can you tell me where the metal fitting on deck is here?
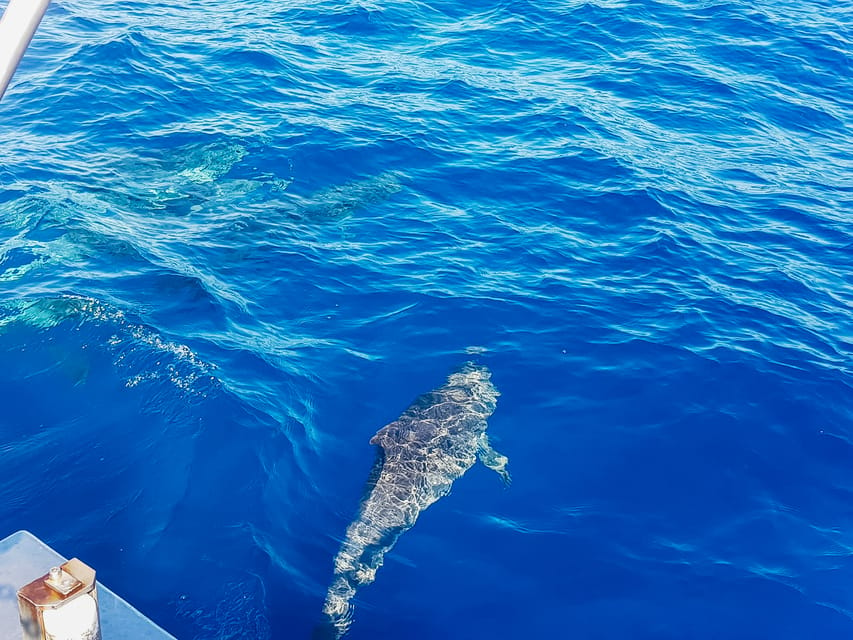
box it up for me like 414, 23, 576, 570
17, 558, 101, 640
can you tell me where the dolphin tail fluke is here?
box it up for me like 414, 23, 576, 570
319, 576, 356, 639
478, 433, 511, 486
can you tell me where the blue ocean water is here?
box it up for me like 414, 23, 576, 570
1, 0, 851, 637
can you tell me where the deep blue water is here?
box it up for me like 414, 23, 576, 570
1, 0, 851, 637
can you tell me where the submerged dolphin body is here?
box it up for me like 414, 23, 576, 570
317, 363, 510, 638
298, 171, 402, 220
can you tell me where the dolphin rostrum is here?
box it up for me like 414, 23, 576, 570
316, 363, 510, 638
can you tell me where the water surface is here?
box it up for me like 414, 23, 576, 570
1, 0, 851, 637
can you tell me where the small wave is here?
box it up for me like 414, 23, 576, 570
0, 295, 216, 397
174, 578, 271, 640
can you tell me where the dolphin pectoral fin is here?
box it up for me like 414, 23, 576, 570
478, 434, 511, 486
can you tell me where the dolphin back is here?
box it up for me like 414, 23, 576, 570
319, 363, 505, 637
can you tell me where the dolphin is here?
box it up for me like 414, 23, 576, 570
297, 171, 402, 220
316, 363, 510, 638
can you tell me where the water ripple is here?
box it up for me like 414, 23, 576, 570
0, 0, 851, 637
